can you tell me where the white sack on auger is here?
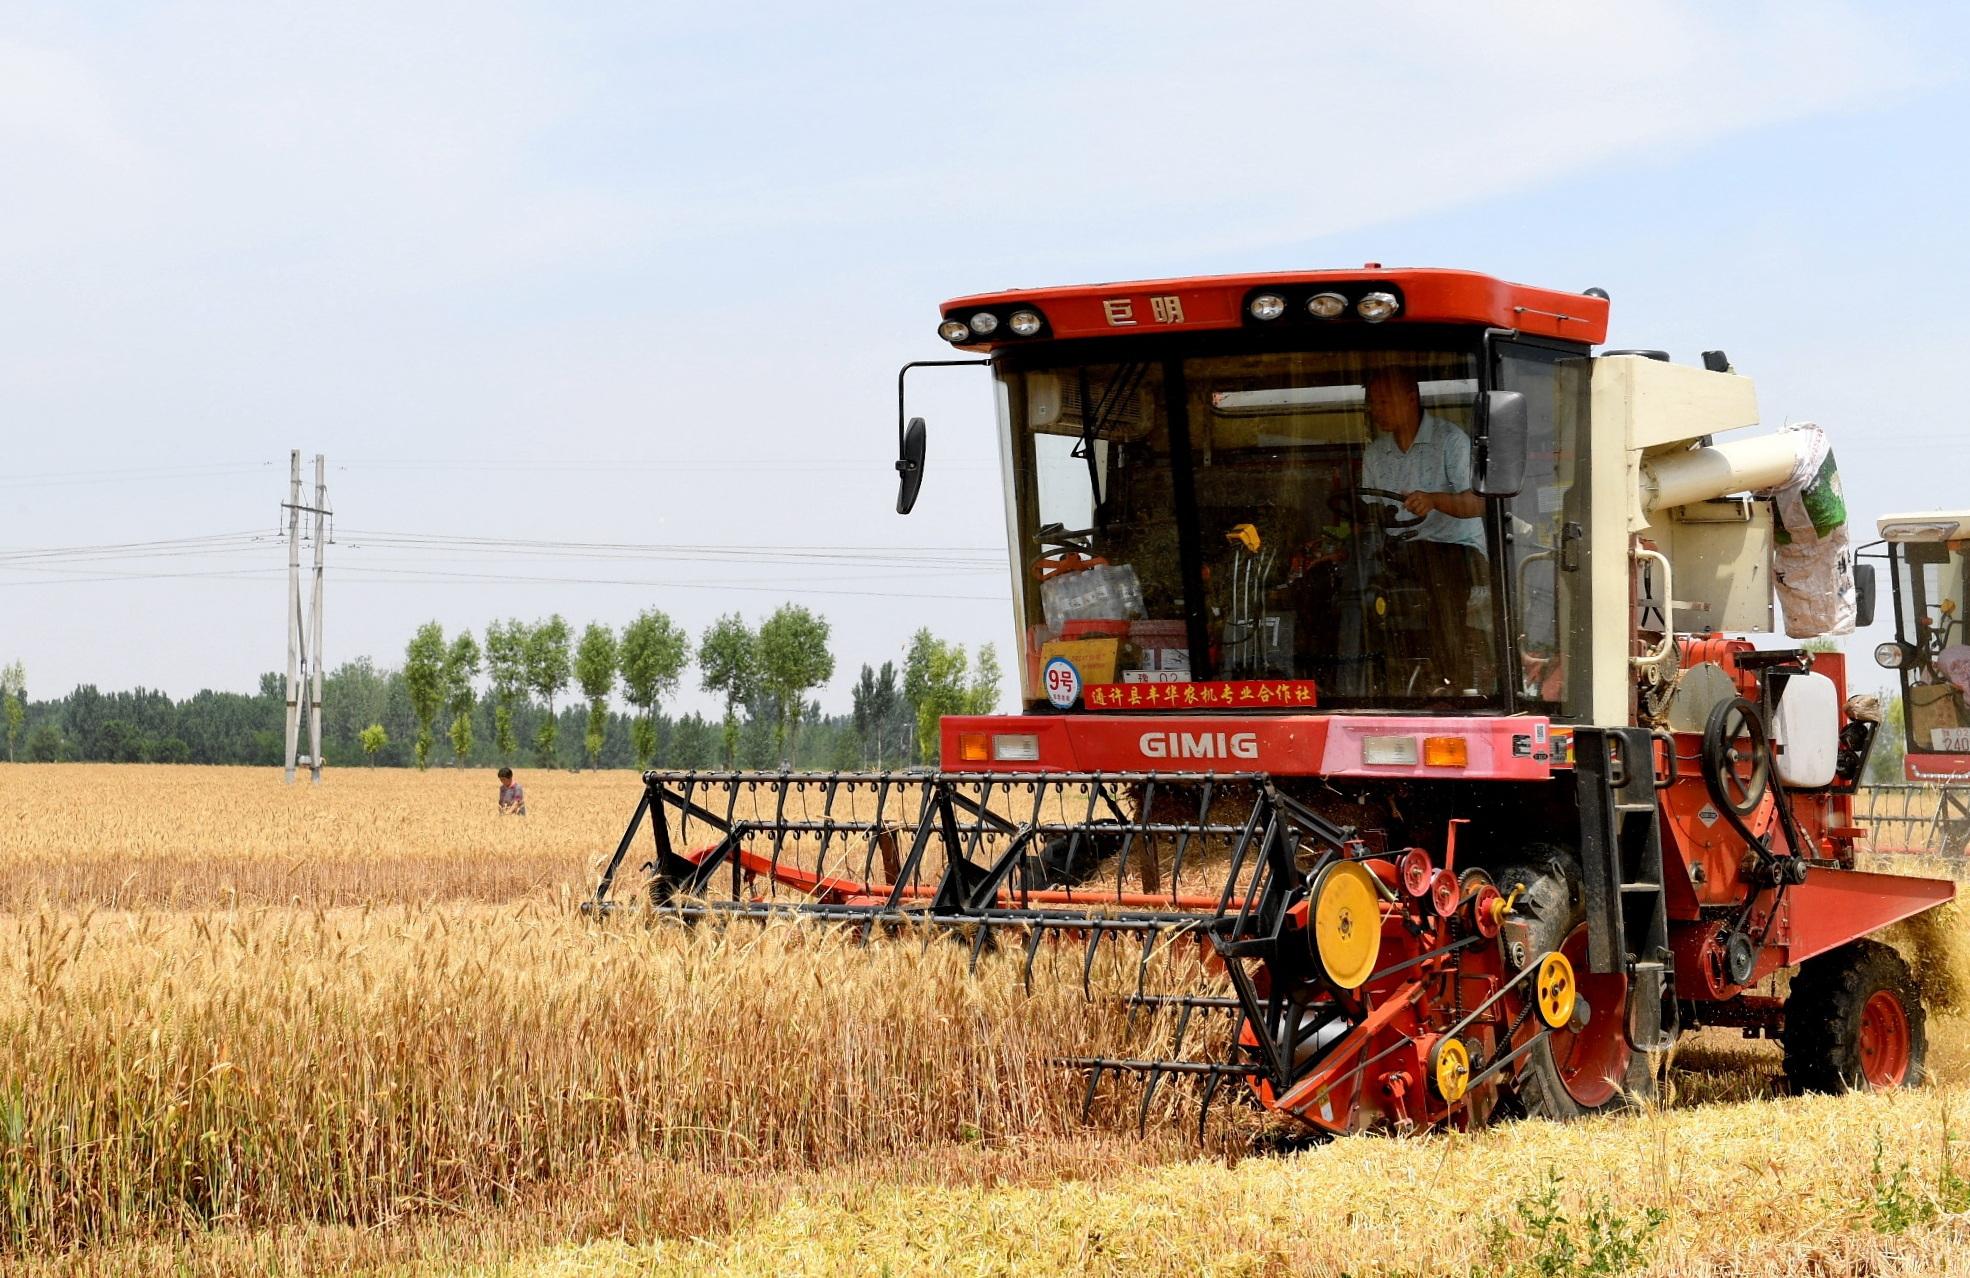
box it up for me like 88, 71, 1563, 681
1760, 423, 1854, 638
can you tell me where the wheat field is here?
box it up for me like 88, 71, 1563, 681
7, 762, 1970, 1276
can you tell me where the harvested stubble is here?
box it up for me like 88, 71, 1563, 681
0, 901, 1217, 1255
435, 1081, 1970, 1277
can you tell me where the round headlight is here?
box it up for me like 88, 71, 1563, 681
1008, 310, 1044, 336
969, 311, 999, 335
1876, 641, 1912, 669
1356, 291, 1400, 322
1307, 292, 1348, 318
937, 319, 971, 343
1248, 293, 1287, 321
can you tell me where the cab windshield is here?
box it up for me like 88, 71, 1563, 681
999, 343, 1503, 710
1890, 540, 1970, 756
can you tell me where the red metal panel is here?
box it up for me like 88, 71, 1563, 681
939, 712, 1553, 780
1908, 754, 1970, 780
940, 267, 1609, 347
1778, 867, 1955, 967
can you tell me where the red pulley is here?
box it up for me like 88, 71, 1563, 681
1429, 867, 1461, 918
1398, 848, 1433, 897
1470, 883, 1503, 937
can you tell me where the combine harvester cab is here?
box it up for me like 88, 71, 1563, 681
1866, 512, 1970, 854
593, 268, 1953, 1134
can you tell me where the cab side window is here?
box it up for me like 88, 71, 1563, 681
1495, 346, 1588, 714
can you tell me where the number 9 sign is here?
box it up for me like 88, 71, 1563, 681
1043, 656, 1082, 709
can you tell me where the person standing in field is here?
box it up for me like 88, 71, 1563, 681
497, 767, 527, 815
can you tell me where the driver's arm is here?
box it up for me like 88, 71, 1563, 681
1400, 424, 1483, 518
1403, 490, 1483, 518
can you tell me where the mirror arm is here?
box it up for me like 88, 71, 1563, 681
896, 358, 991, 453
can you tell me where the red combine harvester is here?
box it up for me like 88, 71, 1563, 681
1866, 512, 1970, 854
593, 267, 1953, 1132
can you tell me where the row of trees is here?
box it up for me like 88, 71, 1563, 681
400, 604, 843, 770
0, 616, 1001, 771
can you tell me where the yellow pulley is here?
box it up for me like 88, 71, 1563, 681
1311, 860, 1383, 990
1428, 1035, 1471, 1103
1535, 951, 1577, 1030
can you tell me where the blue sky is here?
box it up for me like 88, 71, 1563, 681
2, 1, 1967, 712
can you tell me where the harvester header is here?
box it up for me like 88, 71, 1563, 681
597, 263, 1952, 1138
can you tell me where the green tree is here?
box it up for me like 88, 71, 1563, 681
972, 644, 1003, 713
0, 661, 24, 762
903, 630, 1002, 762
620, 609, 692, 768
525, 615, 573, 766
757, 604, 834, 763
443, 631, 481, 766
700, 613, 760, 767
359, 722, 389, 765
574, 622, 620, 771
484, 619, 530, 758
25, 722, 64, 762
851, 661, 907, 767
403, 621, 447, 770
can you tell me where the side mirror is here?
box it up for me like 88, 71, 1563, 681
1474, 390, 1527, 498
1855, 561, 1877, 628
895, 416, 927, 515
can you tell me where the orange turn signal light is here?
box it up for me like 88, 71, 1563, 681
957, 732, 990, 762
1422, 736, 1469, 768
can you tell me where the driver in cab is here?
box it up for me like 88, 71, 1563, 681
1359, 367, 1489, 691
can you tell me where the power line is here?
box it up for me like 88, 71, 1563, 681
333, 458, 997, 474
325, 564, 1001, 600
0, 531, 273, 563
0, 567, 282, 586
0, 462, 277, 490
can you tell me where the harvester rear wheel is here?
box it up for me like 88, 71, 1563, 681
1495, 850, 1656, 1121
1782, 939, 1927, 1093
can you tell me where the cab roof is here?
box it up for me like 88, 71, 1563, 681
937, 266, 1610, 351
1878, 512, 1970, 543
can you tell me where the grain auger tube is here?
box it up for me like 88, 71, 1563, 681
593, 268, 1954, 1134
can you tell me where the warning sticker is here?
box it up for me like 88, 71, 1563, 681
1697, 803, 1721, 829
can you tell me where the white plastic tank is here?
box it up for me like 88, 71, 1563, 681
1771, 670, 1840, 788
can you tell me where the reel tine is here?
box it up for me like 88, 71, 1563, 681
1081, 922, 1108, 1001
1196, 1068, 1226, 1141
1022, 925, 1046, 995
1136, 1001, 1195, 1135
813, 772, 840, 883
968, 918, 991, 975
1168, 776, 1210, 901
1080, 1061, 1103, 1123
1130, 926, 1159, 1007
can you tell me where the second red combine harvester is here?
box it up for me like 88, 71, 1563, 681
593, 267, 1952, 1133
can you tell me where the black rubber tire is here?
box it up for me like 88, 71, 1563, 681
1494, 848, 1657, 1121
1782, 939, 1928, 1094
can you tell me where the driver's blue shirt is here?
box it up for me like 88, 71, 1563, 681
1360, 414, 1486, 555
